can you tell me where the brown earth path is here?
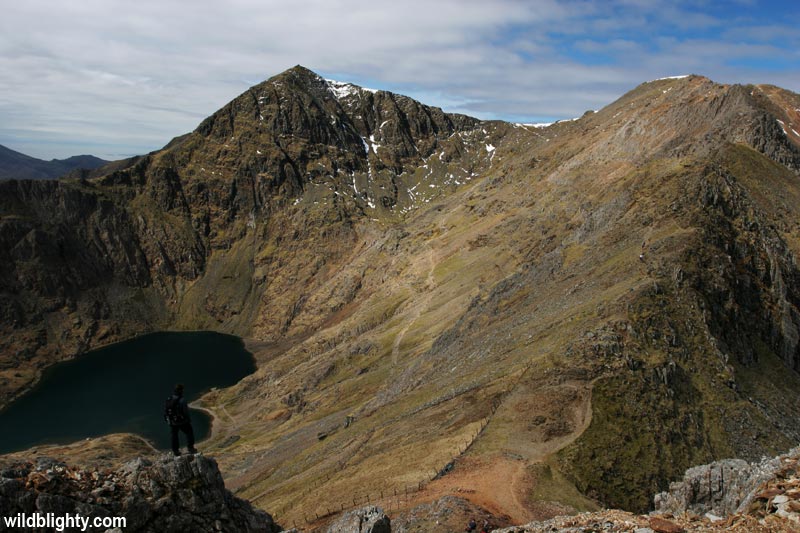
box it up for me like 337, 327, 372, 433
395, 379, 595, 525
418, 455, 532, 524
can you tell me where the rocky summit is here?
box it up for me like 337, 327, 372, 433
2, 66, 800, 530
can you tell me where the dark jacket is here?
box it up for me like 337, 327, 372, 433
166, 394, 191, 426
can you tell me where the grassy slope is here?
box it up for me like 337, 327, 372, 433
187, 76, 800, 521
3, 73, 800, 525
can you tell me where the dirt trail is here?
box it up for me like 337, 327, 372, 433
414, 455, 532, 524
404, 381, 594, 524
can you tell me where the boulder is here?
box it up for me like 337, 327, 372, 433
326, 505, 390, 533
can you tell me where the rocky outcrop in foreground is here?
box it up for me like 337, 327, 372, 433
654, 446, 800, 518
0, 454, 279, 532
494, 447, 800, 532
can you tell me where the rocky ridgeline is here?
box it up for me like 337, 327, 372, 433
0, 454, 279, 532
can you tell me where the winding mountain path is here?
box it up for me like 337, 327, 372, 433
403, 380, 595, 524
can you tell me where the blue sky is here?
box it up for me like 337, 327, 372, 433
1, 0, 798, 160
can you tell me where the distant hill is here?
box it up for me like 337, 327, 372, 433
0, 144, 108, 180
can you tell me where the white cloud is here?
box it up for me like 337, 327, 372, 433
0, 0, 797, 159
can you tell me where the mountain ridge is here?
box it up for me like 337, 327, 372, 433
0, 144, 108, 181
1, 66, 800, 526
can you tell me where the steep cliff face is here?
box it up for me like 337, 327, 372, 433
0, 177, 185, 407
2, 69, 800, 523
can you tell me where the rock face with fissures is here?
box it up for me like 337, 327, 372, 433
0, 453, 280, 532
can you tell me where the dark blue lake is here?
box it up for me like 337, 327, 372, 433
0, 332, 256, 454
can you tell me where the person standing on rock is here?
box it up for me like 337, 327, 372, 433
164, 384, 197, 456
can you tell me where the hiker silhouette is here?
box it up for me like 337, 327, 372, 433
164, 384, 197, 456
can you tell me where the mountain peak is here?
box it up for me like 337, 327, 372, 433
285, 64, 319, 77
268, 64, 327, 88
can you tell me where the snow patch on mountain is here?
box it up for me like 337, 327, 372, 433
652, 75, 690, 81
326, 79, 378, 100
369, 134, 381, 153
521, 122, 554, 128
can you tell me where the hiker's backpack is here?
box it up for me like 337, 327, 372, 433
164, 396, 186, 425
